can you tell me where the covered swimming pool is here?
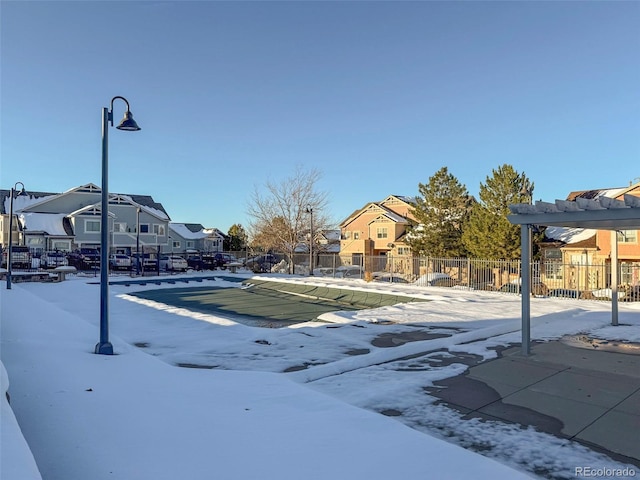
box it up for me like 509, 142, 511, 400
128, 278, 428, 328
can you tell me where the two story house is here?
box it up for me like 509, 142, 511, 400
339, 195, 416, 263
0, 183, 170, 256
540, 182, 640, 291
167, 223, 210, 254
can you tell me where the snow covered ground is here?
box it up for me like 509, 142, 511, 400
2, 271, 639, 479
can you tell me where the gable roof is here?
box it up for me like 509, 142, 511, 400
340, 201, 412, 227
380, 194, 416, 206
368, 211, 408, 225
169, 223, 209, 240
68, 205, 115, 218
1, 183, 170, 219
544, 226, 596, 244
0, 189, 58, 215
566, 186, 627, 202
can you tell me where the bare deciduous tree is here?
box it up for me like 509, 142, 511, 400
247, 167, 330, 273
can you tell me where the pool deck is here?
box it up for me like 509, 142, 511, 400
427, 340, 640, 466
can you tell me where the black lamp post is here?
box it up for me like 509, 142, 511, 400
306, 206, 314, 276
96, 96, 141, 355
136, 207, 141, 276
6, 182, 28, 290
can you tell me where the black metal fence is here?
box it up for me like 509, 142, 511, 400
283, 253, 640, 302
4, 246, 639, 301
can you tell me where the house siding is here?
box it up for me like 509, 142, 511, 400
340, 195, 416, 257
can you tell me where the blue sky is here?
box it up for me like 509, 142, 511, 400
2, 1, 639, 233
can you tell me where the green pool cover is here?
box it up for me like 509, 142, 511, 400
129, 278, 427, 327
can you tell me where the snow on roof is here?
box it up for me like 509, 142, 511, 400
203, 228, 225, 237
169, 223, 208, 239
19, 213, 69, 236
319, 230, 341, 241
3, 193, 57, 215
544, 226, 597, 244
368, 210, 407, 224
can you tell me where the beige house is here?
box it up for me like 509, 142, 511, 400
540, 182, 640, 292
339, 195, 416, 262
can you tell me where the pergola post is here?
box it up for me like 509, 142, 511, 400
521, 223, 531, 355
611, 230, 619, 326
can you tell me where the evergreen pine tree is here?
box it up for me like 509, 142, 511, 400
408, 167, 472, 257
227, 224, 248, 251
461, 164, 532, 259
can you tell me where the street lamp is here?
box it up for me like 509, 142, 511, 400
306, 206, 314, 276
520, 178, 533, 205
6, 182, 28, 290
136, 207, 141, 276
96, 96, 141, 355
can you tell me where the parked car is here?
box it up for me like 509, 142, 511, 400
499, 281, 548, 296
187, 256, 205, 270
200, 255, 219, 270
620, 286, 640, 302
313, 267, 338, 277
467, 281, 496, 291
40, 251, 68, 269
213, 253, 238, 269
244, 254, 279, 273
67, 248, 100, 270
590, 286, 640, 302
1, 245, 31, 269
335, 265, 364, 279
131, 253, 158, 271
415, 272, 456, 287
372, 272, 409, 284
548, 289, 583, 299
498, 283, 521, 294
159, 255, 188, 272
109, 254, 132, 271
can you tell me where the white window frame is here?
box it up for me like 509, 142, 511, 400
85, 219, 101, 233
51, 240, 71, 251
617, 230, 638, 243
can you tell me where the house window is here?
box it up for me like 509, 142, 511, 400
51, 240, 71, 251
570, 254, 587, 265
621, 262, 638, 284
353, 232, 360, 240
114, 222, 127, 232
617, 230, 638, 243
544, 262, 563, 280
139, 224, 149, 233
85, 220, 100, 232
186, 241, 194, 248
343, 231, 351, 239
172, 241, 181, 249
153, 224, 166, 236
544, 249, 562, 260
376, 227, 388, 239
397, 247, 410, 255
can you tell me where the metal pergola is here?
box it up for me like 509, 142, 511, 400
508, 194, 640, 355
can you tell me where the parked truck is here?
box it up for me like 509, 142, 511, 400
1, 246, 31, 269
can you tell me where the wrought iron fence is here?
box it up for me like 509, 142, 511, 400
287, 253, 640, 302
5, 245, 639, 302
